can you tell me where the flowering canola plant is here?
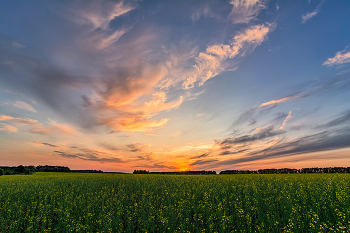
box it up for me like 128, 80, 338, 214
1, 172, 350, 232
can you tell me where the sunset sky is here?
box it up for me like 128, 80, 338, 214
1, 0, 350, 172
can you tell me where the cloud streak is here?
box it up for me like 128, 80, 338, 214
323, 47, 350, 66
301, 1, 323, 24
228, 0, 266, 24
280, 111, 292, 130
182, 23, 274, 89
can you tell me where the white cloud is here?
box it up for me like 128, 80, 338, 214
301, 10, 319, 23
301, 1, 324, 24
12, 101, 36, 112
323, 48, 350, 66
0, 115, 40, 127
12, 41, 26, 48
280, 111, 292, 130
1, 101, 36, 112
75, 1, 135, 30
182, 23, 274, 89
228, 0, 266, 24
96, 28, 129, 49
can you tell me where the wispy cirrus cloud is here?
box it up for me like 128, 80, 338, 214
260, 96, 293, 107
316, 109, 350, 129
182, 23, 275, 89
301, 1, 323, 24
54, 150, 124, 163
26, 119, 80, 137
0, 115, 40, 127
228, 0, 266, 24
0, 114, 79, 137
280, 111, 292, 130
74, 1, 136, 30
126, 142, 150, 153
1, 101, 36, 112
301, 10, 319, 23
323, 47, 350, 66
0, 124, 17, 132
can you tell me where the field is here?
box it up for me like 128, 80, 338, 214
1, 173, 350, 232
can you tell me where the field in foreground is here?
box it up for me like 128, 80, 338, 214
1, 173, 349, 232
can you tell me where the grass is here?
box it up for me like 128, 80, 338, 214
0, 172, 349, 232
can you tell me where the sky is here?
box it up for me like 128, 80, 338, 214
0, 0, 350, 173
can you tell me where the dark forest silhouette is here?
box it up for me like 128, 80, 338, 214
2, 165, 350, 176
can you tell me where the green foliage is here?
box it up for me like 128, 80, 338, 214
1, 173, 350, 232
24, 168, 31, 175
4, 169, 12, 175
15, 165, 25, 174
0, 168, 4, 176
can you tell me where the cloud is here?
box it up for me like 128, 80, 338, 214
316, 109, 350, 129
190, 159, 218, 166
301, 10, 319, 23
260, 96, 293, 107
228, 0, 266, 24
126, 143, 150, 153
280, 111, 292, 130
182, 23, 274, 89
323, 47, 350, 66
258, 128, 350, 158
54, 150, 123, 163
0, 124, 17, 132
98, 142, 119, 151
259, 72, 350, 109
219, 148, 249, 156
0, 115, 40, 127
12, 41, 26, 48
74, 1, 136, 30
214, 128, 350, 167
144, 92, 184, 112
301, 1, 324, 24
31, 141, 68, 148
167, 144, 213, 154
0, 100, 36, 112
93, 28, 130, 50
134, 163, 176, 170
26, 119, 79, 137
219, 126, 284, 145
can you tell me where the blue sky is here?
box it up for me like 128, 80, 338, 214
0, 0, 350, 172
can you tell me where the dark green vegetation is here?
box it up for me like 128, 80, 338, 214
1, 173, 349, 232
0, 165, 103, 175
0, 165, 35, 175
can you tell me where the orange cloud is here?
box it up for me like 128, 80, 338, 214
260, 96, 292, 107
26, 119, 79, 137
323, 48, 350, 66
0, 124, 17, 132
100, 112, 169, 132
0, 115, 41, 126
92, 64, 184, 132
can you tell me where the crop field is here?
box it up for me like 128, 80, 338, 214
1, 173, 350, 232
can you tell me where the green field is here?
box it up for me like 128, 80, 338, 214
1, 173, 349, 232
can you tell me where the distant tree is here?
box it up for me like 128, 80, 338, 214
5, 169, 12, 175
24, 168, 31, 175
16, 165, 25, 174
0, 168, 4, 176
133, 170, 149, 174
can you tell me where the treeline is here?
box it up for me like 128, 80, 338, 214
0, 165, 103, 175
133, 170, 217, 175
220, 167, 350, 174
0, 165, 35, 175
